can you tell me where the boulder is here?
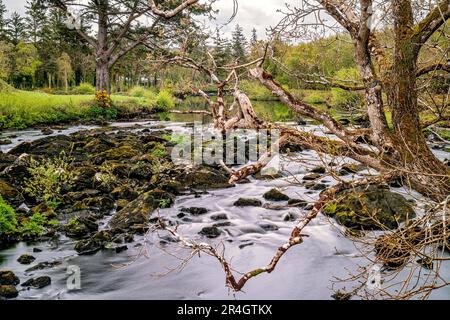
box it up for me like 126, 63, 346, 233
0, 271, 20, 286
310, 166, 326, 174
322, 185, 416, 230
17, 254, 36, 265
21, 276, 51, 289
288, 198, 308, 208
180, 207, 208, 216
338, 163, 365, 175
63, 216, 99, 239
109, 189, 174, 230
74, 230, 112, 255
199, 226, 222, 238
233, 198, 262, 207
302, 173, 321, 181
0, 285, 18, 298
263, 188, 289, 201
177, 166, 231, 190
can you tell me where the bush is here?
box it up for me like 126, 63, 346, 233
129, 86, 147, 97
304, 91, 328, 104
330, 88, 361, 110
154, 89, 175, 112
20, 213, 46, 239
73, 83, 95, 95
24, 152, 75, 203
0, 196, 17, 236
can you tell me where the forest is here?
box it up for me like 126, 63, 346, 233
0, 0, 449, 301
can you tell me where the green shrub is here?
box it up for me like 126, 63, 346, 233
330, 88, 361, 110
73, 82, 95, 95
24, 152, 75, 203
87, 105, 118, 120
129, 86, 147, 97
154, 89, 175, 112
0, 196, 18, 235
20, 213, 46, 239
304, 91, 327, 104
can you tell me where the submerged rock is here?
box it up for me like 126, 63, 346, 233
17, 254, 36, 265
109, 189, 174, 230
263, 188, 289, 201
180, 207, 208, 216
21, 276, 51, 289
288, 198, 308, 208
322, 185, 416, 230
199, 226, 222, 238
74, 230, 112, 255
211, 214, 228, 221
177, 166, 231, 190
0, 271, 20, 286
25, 261, 61, 272
0, 285, 18, 298
302, 173, 321, 181
233, 198, 262, 207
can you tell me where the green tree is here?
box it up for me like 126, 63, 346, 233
0, 0, 7, 41
12, 41, 42, 88
250, 27, 257, 46
57, 52, 72, 91
7, 12, 26, 45
212, 28, 231, 68
25, 0, 48, 44
0, 41, 12, 79
231, 24, 247, 61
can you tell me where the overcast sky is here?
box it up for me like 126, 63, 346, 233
3, 0, 295, 40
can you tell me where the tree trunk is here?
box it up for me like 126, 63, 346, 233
95, 61, 111, 94
387, 0, 450, 201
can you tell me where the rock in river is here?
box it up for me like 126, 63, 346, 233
233, 198, 262, 207
0, 285, 18, 298
0, 270, 20, 286
21, 276, 51, 289
263, 188, 289, 201
17, 254, 36, 265
322, 185, 416, 230
199, 226, 222, 238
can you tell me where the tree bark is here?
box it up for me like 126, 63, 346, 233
386, 0, 450, 201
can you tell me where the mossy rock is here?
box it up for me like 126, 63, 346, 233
94, 146, 140, 161
177, 166, 231, 190
0, 179, 21, 202
74, 230, 112, 255
0, 285, 18, 299
109, 189, 175, 230
338, 163, 365, 175
263, 189, 289, 201
322, 185, 416, 230
233, 198, 262, 207
31, 203, 56, 219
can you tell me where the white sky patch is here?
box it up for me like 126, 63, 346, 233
4, 0, 296, 40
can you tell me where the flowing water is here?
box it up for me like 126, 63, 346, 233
0, 102, 449, 300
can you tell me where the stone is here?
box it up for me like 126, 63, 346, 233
0, 285, 18, 298
263, 188, 289, 201
338, 163, 365, 175
199, 226, 222, 238
310, 166, 326, 174
211, 214, 228, 221
302, 173, 321, 181
25, 261, 61, 272
0, 139, 12, 145
304, 182, 328, 191
74, 230, 112, 255
21, 276, 51, 289
177, 165, 231, 190
109, 189, 174, 230
322, 185, 416, 230
288, 198, 308, 208
41, 128, 54, 135
180, 207, 208, 216
233, 198, 262, 207
17, 254, 36, 265
0, 271, 20, 286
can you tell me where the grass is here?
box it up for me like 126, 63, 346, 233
0, 89, 160, 130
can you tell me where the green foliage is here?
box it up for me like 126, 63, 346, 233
88, 105, 118, 120
72, 82, 95, 95
129, 86, 147, 97
303, 91, 328, 104
240, 80, 275, 101
20, 213, 46, 239
24, 151, 75, 203
0, 195, 17, 235
153, 89, 175, 112
330, 88, 361, 110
